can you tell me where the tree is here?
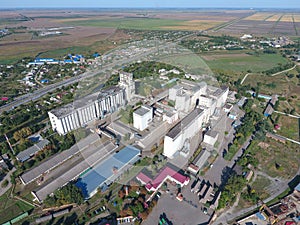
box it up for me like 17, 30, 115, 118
1, 179, 9, 188
13, 127, 32, 141
45, 183, 84, 206
218, 175, 246, 209
130, 201, 144, 216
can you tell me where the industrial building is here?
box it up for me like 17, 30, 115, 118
118, 71, 135, 101
169, 81, 207, 113
16, 139, 50, 162
133, 105, 153, 131
48, 86, 126, 135
31, 139, 116, 202
136, 164, 190, 192
49, 72, 135, 135
203, 130, 219, 146
20, 134, 99, 185
164, 82, 228, 158
162, 110, 179, 124
163, 108, 209, 159
76, 145, 140, 199
169, 81, 228, 113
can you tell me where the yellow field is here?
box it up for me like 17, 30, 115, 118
266, 14, 283, 21
243, 13, 274, 21
280, 15, 294, 22
161, 20, 221, 31
243, 13, 300, 23
292, 14, 300, 22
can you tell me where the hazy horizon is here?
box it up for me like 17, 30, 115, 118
1, 0, 300, 9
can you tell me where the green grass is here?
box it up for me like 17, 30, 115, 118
161, 53, 216, 78
255, 139, 300, 179
204, 53, 289, 73
276, 115, 299, 141
251, 175, 271, 200
0, 189, 34, 224
224, 147, 238, 161
37, 45, 93, 59
62, 18, 187, 30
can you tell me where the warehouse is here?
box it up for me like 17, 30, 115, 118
20, 134, 99, 185
76, 145, 140, 199
16, 139, 49, 162
31, 140, 116, 202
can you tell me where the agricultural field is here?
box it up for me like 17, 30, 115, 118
202, 52, 289, 74
160, 53, 213, 74
280, 15, 294, 23
0, 9, 254, 63
218, 12, 300, 35
244, 13, 275, 21
0, 27, 127, 63
265, 14, 283, 22
59, 17, 225, 31
293, 14, 300, 22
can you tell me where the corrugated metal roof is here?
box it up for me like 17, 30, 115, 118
76, 145, 140, 199
16, 139, 49, 162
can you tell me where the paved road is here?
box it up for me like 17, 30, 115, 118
0, 34, 194, 114
203, 105, 245, 186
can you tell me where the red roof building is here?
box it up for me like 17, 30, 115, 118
136, 166, 190, 192
1, 97, 8, 101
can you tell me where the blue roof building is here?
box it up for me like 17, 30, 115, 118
40, 79, 49, 84
76, 145, 140, 199
35, 58, 55, 62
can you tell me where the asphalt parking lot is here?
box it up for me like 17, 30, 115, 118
143, 180, 212, 225
143, 194, 211, 225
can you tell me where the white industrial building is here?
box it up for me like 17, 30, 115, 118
49, 72, 135, 135
164, 81, 229, 158
163, 111, 179, 124
163, 108, 209, 158
133, 105, 153, 131
203, 130, 219, 146
118, 71, 135, 101
49, 86, 126, 135
169, 81, 207, 113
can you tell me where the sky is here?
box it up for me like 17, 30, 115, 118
1, 0, 300, 9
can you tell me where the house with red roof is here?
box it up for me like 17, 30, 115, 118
136, 165, 190, 192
